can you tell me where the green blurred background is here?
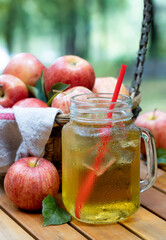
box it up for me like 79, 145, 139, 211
0, 0, 165, 113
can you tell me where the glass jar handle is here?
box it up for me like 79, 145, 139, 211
140, 127, 157, 193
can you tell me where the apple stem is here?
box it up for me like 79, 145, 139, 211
34, 150, 45, 167
0, 84, 4, 97
70, 61, 77, 66
53, 89, 67, 95
152, 108, 157, 120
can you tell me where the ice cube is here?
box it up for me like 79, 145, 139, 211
113, 139, 139, 164
83, 142, 116, 176
119, 139, 139, 148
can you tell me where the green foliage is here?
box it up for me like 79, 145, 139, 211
0, 0, 128, 56
27, 74, 70, 106
0, 0, 165, 71
42, 195, 71, 226
157, 148, 166, 166
96, 0, 127, 13
27, 72, 47, 103
137, 78, 166, 113
47, 83, 70, 106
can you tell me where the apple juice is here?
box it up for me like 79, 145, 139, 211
62, 111, 141, 223
62, 93, 159, 224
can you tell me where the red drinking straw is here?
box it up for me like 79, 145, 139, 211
75, 64, 127, 219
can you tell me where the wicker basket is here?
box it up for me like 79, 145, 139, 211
44, 0, 153, 184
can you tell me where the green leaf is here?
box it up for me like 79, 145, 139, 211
157, 148, 166, 165
42, 195, 71, 226
47, 94, 58, 107
47, 83, 70, 106
26, 71, 47, 103
40, 71, 47, 98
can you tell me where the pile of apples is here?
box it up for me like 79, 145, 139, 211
0, 52, 129, 113
2, 52, 166, 211
2, 52, 130, 211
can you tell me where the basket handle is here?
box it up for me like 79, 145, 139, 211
131, 0, 152, 97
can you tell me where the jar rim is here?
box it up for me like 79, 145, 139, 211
71, 93, 132, 108
70, 93, 133, 123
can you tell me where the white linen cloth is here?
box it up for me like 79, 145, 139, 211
0, 107, 62, 175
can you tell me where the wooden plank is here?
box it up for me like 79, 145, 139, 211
71, 219, 141, 240
121, 207, 166, 240
0, 190, 87, 240
141, 187, 166, 220
0, 209, 34, 240
1, 170, 166, 240
140, 160, 166, 193
0, 182, 141, 240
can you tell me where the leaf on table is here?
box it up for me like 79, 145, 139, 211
157, 148, 166, 168
42, 195, 71, 226
26, 71, 47, 103
47, 83, 70, 106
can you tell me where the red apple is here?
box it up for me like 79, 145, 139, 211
3, 52, 45, 86
44, 55, 95, 96
92, 77, 129, 96
0, 74, 29, 108
51, 86, 92, 113
13, 98, 48, 108
4, 157, 59, 211
134, 110, 166, 150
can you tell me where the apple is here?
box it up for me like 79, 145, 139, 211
3, 52, 45, 86
13, 98, 48, 108
4, 157, 59, 211
44, 55, 95, 96
51, 86, 92, 113
92, 77, 129, 96
0, 74, 29, 108
134, 110, 166, 150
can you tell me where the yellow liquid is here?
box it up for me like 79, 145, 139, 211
62, 120, 140, 224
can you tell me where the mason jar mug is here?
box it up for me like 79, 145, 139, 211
62, 93, 157, 224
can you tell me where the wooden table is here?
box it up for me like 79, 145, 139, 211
0, 160, 166, 240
